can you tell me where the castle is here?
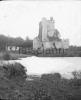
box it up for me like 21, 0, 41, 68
33, 17, 69, 50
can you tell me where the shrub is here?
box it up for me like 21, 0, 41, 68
41, 73, 61, 81
2, 52, 11, 60
72, 70, 81, 79
3, 63, 27, 80
34, 88, 53, 100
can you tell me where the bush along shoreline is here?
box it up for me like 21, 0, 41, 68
0, 51, 29, 60
0, 62, 81, 100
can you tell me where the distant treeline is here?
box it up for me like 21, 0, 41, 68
0, 35, 33, 51
0, 34, 81, 57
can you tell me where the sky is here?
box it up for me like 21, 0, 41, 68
0, 1, 81, 46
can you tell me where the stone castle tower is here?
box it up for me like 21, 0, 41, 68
33, 17, 69, 50
38, 17, 55, 42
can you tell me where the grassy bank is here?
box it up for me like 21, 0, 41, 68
0, 46, 81, 60
9, 52, 30, 60
0, 62, 81, 100
0, 52, 30, 60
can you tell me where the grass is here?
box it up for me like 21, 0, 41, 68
9, 52, 30, 60
0, 47, 81, 60
0, 52, 30, 60
0, 62, 27, 99
0, 63, 81, 100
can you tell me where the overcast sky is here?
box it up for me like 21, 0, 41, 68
0, 1, 81, 46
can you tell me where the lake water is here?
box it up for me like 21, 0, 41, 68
16, 56, 81, 79
1, 56, 81, 78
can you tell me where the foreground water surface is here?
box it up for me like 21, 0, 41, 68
1, 57, 81, 78
16, 57, 81, 78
